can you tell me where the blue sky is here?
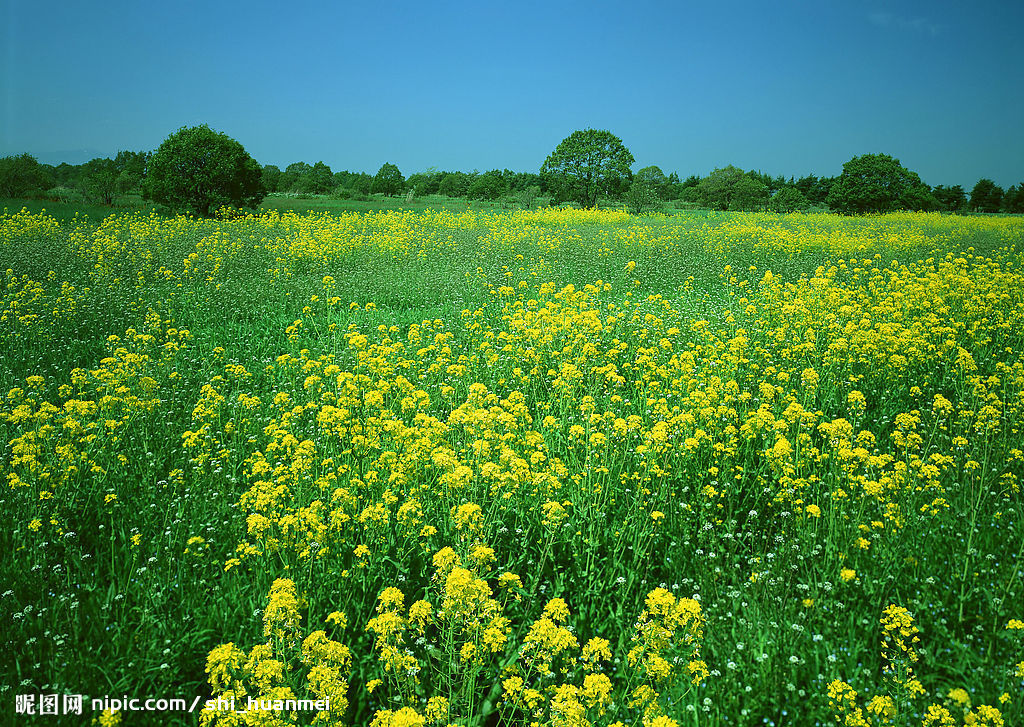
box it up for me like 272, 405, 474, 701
2, 0, 1022, 188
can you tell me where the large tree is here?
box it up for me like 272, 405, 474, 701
826, 153, 931, 214
371, 163, 404, 197
468, 170, 508, 200
634, 165, 669, 199
143, 125, 264, 216
695, 165, 747, 210
0, 153, 52, 197
1004, 184, 1024, 213
261, 165, 282, 193
80, 158, 120, 204
300, 161, 334, 195
768, 186, 808, 213
969, 178, 1004, 213
932, 184, 967, 213
729, 176, 770, 211
113, 150, 150, 194
541, 129, 634, 208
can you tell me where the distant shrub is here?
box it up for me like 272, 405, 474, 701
44, 186, 86, 204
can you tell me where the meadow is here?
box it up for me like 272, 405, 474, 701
1, 205, 1022, 727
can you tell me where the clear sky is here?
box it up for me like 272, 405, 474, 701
2, 0, 1022, 188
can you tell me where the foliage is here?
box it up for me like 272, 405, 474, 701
439, 171, 473, 198
970, 178, 1004, 213
262, 164, 282, 193
826, 153, 933, 214
142, 125, 265, 216
371, 162, 405, 197
540, 129, 634, 208
0, 153, 53, 197
112, 150, 150, 194
467, 170, 508, 201
80, 157, 120, 205
301, 161, 334, 195
1004, 184, 1024, 213
634, 166, 669, 200
515, 185, 542, 210
623, 182, 662, 215
932, 184, 967, 213
794, 174, 836, 206
694, 165, 747, 210
729, 176, 770, 211
768, 186, 808, 213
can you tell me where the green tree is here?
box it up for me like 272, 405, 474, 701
1004, 184, 1024, 213
300, 161, 333, 195
826, 153, 930, 214
634, 166, 669, 199
729, 176, 770, 211
80, 158, 120, 204
695, 165, 746, 210
969, 179, 1004, 213
371, 163, 404, 197
541, 129, 634, 208
467, 170, 508, 200
262, 165, 282, 193
112, 150, 149, 194
932, 185, 966, 213
143, 125, 265, 216
281, 162, 311, 193
515, 185, 542, 210
0, 153, 52, 197
795, 174, 834, 206
769, 186, 808, 213
624, 182, 661, 215
438, 172, 472, 198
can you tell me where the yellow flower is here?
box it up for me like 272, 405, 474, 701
498, 572, 523, 590
543, 598, 570, 623
840, 568, 856, 583
947, 688, 971, 708
263, 578, 301, 638
325, 611, 347, 628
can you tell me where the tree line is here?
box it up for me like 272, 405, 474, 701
2, 125, 1022, 216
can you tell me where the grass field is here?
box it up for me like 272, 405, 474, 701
1, 204, 1023, 726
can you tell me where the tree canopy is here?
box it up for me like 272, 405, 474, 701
969, 179, 1004, 213
826, 154, 932, 214
143, 125, 265, 216
541, 129, 634, 208
0, 153, 52, 197
729, 176, 770, 211
371, 163, 404, 197
634, 166, 669, 199
80, 158, 119, 205
694, 165, 747, 210
768, 186, 808, 213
